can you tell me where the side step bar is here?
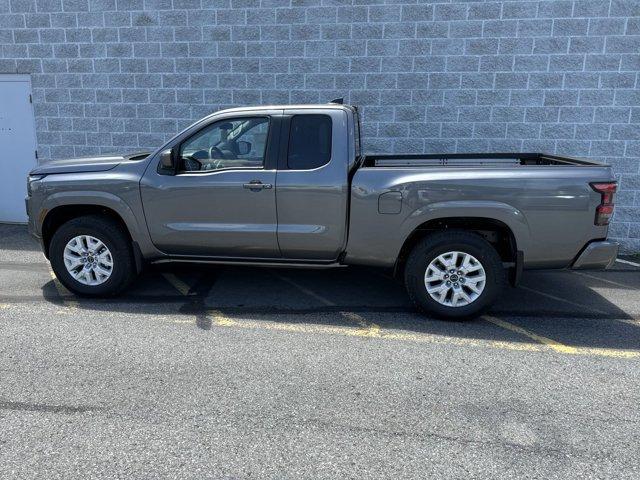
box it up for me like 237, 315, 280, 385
151, 258, 346, 269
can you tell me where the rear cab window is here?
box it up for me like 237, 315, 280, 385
287, 114, 332, 170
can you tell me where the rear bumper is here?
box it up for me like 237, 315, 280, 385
571, 241, 618, 270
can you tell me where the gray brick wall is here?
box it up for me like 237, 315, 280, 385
1, 0, 639, 251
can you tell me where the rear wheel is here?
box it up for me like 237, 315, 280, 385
404, 231, 505, 320
49, 215, 136, 297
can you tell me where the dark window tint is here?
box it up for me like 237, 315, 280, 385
287, 114, 332, 170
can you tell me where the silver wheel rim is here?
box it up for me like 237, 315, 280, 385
63, 235, 113, 286
424, 251, 486, 308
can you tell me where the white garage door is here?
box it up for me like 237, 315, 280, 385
0, 75, 38, 223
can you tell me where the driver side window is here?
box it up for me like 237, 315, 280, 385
178, 117, 269, 173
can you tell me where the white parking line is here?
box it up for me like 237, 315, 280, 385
518, 285, 609, 315
272, 272, 335, 306
616, 258, 640, 268
571, 270, 635, 289
618, 319, 640, 328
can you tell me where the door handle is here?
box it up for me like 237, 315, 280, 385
243, 181, 272, 191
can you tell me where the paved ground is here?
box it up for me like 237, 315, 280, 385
1, 224, 639, 479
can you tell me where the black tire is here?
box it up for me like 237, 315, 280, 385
404, 230, 506, 320
49, 215, 137, 297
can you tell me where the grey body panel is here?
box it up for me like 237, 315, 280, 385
31, 154, 125, 175
26, 103, 616, 273
275, 108, 350, 260
26, 158, 160, 259
141, 168, 279, 257
140, 108, 282, 258
345, 165, 612, 269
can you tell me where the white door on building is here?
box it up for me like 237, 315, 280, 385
0, 75, 38, 223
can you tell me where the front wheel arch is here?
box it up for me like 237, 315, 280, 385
49, 214, 137, 297
42, 205, 132, 258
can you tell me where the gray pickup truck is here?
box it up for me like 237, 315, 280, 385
27, 102, 619, 319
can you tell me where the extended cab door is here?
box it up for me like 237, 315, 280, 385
140, 111, 282, 257
275, 108, 350, 260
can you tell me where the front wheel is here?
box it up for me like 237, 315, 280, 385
404, 231, 506, 320
49, 215, 137, 297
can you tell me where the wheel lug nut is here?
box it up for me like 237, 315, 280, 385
444, 274, 449, 278
454, 283, 459, 287
446, 281, 451, 286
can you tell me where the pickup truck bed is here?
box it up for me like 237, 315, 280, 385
364, 152, 604, 168
346, 152, 614, 272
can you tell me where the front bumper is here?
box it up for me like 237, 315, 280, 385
25, 197, 38, 238
571, 241, 619, 270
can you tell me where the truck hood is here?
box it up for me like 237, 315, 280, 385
30, 152, 151, 175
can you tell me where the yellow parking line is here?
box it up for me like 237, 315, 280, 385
210, 309, 237, 326
483, 315, 638, 358
48, 266, 67, 297
483, 315, 578, 354
162, 273, 195, 296
340, 311, 381, 337
518, 285, 608, 315
196, 311, 640, 359
272, 272, 382, 335
47, 266, 79, 309
203, 312, 545, 350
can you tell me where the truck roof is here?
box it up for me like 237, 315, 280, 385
213, 103, 355, 116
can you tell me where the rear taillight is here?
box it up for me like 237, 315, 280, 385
590, 182, 617, 226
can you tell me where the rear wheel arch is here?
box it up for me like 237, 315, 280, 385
395, 217, 519, 278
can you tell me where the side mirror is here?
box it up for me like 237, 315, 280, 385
237, 141, 251, 156
160, 149, 174, 170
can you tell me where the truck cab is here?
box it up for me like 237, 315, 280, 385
140, 104, 358, 263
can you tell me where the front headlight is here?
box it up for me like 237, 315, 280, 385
27, 174, 45, 196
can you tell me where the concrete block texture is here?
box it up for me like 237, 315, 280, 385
0, 0, 638, 250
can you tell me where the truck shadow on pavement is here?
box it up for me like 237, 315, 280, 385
3, 224, 636, 352
38, 262, 640, 353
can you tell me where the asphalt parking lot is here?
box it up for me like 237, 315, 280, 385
1, 223, 639, 479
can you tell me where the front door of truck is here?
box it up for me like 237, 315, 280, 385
141, 113, 282, 258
